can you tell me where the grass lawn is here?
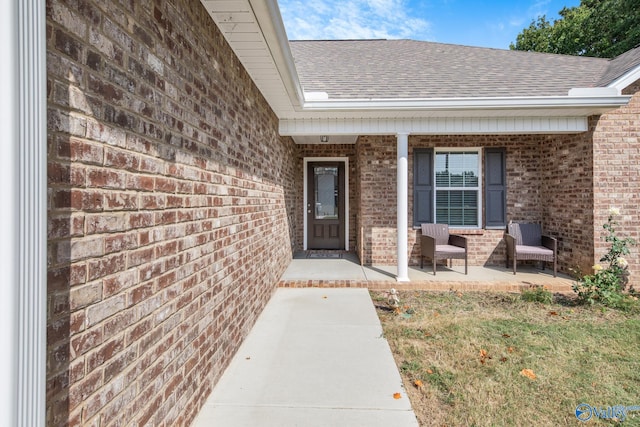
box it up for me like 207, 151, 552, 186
372, 290, 640, 426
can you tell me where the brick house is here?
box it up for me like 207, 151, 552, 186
2, 0, 639, 426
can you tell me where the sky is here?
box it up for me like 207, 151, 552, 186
278, 0, 581, 50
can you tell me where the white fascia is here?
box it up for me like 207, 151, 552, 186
249, 0, 305, 108
607, 64, 640, 93
301, 94, 631, 112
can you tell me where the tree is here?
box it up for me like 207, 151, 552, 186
510, 0, 640, 58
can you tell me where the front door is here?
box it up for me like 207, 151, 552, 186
307, 162, 345, 249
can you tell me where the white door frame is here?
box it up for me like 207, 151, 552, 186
303, 157, 349, 251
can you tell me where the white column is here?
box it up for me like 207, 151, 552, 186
396, 133, 410, 282
1, 1, 47, 426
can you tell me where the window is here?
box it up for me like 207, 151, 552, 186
413, 147, 506, 228
435, 150, 480, 227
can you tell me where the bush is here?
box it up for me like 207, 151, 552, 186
521, 285, 553, 304
573, 207, 636, 309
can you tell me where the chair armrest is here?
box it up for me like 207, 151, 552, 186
449, 234, 467, 249
420, 235, 436, 256
542, 235, 557, 252
504, 233, 516, 254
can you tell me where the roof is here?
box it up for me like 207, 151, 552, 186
597, 44, 640, 86
290, 39, 612, 99
203, 0, 632, 138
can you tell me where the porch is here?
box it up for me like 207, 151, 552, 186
280, 251, 574, 293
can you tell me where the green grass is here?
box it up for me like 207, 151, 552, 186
372, 291, 640, 426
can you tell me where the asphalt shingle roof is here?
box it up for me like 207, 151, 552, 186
289, 39, 621, 99
597, 44, 640, 86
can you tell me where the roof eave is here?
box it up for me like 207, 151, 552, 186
607, 64, 640, 91
300, 95, 632, 115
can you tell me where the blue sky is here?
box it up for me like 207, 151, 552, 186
278, 0, 581, 50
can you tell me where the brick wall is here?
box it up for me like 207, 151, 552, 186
47, 1, 297, 425
540, 131, 595, 274
296, 144, 357, 251
592, 80, 640, 283
356, 133, 598, 272
356, 136, 398, 264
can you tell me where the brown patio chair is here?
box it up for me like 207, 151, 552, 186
504, 222, 557, 277
420, 224, 468, 275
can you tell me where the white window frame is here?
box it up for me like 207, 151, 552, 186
433, 147, 482, 229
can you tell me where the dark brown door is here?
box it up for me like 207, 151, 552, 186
307, 162, 345, 249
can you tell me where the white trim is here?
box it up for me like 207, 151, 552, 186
608, 64, 640, 92
303, 157, 350, 251
433, 148, 483, 229
301, 95, 630, 111
396, 134, 410, 282
1, 1, 46, 426
0, 1, 17, 424
248, 0, 305, 108
281, 116, 590, 137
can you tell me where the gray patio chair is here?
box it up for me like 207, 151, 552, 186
420, 224, 468, 275
504, 222, 557, 276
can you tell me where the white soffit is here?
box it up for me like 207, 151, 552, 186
200, 0, 302, 117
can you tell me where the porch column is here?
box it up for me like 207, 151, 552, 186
1, 1, 47, 426
396, 132, 410, 282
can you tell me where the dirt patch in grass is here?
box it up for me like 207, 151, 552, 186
373, 290, 640, 426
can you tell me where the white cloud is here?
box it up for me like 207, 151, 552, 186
278, 0, 432, 40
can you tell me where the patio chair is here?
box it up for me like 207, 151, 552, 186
420, 224, 468, 275
504, 222, 557, 277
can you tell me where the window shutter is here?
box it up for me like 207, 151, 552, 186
485, 147, 507, 228
413, 148, 433, 226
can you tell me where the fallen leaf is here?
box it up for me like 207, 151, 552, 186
455, 291, 463, 298
500, 357, 508, 363
393, 392, 402, 399
502, 333, 511, 338
479, 349, 488, 358
433, 311, 440, 317
426, 369, 433, 374
414, 380, 424, 388
508, 347, 514, 353
520, 369, 537, 380
548, 311, 559, 316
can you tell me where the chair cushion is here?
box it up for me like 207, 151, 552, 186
422, 223, 450, 245
436, 244, 466, 255
515, 245, 553, 256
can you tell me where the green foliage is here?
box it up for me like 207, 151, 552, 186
573, 208, 637, 309
510, 0, 640, 58
521, 285, 553, 304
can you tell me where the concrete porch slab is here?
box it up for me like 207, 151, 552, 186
280, 252, 574, 293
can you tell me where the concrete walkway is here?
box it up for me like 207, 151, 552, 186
192, 288, 418, 427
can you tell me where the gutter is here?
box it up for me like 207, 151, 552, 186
301, 94, 632, 112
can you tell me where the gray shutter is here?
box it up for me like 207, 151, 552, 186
413, 148, 433, 226
485, 148, 506, 228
